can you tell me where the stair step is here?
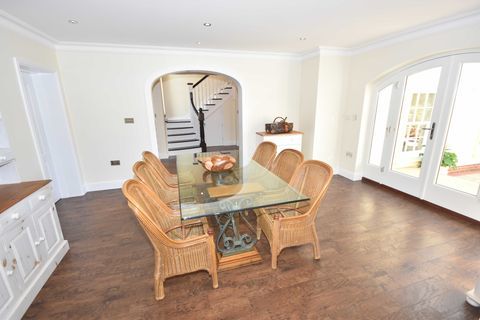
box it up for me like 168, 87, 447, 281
167, 126, 194, 130
224, 86, 233, 89
204, 103, 216, 106
218, 92, 229, 95
168, 139, 199, 144
165, 120, 191, 123
168, 132, 196, 137
168, 145, 201, 152
211, 98, 222, 100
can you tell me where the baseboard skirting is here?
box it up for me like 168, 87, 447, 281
336, 168, 363, 181
85, 180, 124, 192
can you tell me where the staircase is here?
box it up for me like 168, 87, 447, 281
165, 75, 234, 156
165, 119, 201, 156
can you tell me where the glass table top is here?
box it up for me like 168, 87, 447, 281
176, 150, 309, 220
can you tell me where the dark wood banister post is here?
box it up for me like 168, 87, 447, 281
189, 75, 210, 152
198, 108, 207, 152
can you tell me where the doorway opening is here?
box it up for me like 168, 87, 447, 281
150, 71, 241, 157
15, 60, 84, 200
363, 53, 480, 220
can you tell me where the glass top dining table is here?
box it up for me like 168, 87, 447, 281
176, 149, 309, 221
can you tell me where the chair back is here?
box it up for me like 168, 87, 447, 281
252, 142, 277, 168
270, 149, 304, 183
142, 151, 177, 186
122, 179, 175, 248
132, 161, 176, 205
289, 160, 333, 221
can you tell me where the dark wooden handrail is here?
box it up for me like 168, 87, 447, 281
192, 75, 209, 89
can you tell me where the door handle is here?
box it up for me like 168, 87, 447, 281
423, 122, 436, 140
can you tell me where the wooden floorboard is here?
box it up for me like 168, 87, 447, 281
24, 176, 480, 319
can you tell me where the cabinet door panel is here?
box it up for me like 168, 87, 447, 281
0, 271, 14, 315
37, 207, 60, 254
3, 220, 41, 287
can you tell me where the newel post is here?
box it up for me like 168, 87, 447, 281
199, 108, 207, 152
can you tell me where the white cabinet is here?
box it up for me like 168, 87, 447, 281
256, 131, 303, 153
0, 181, 68, 320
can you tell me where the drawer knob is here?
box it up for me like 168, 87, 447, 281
38, 195, 47, 201
6, 270, 13, 276
11, 213, 20, 220
34, 241, 40, 246
39, 237, 45, 242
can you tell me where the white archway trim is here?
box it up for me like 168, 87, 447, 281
144, 66, 245, 162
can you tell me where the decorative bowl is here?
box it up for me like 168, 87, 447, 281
197, 155, 236, 172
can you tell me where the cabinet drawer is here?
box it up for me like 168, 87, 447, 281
0, 202, 29, 234
28, 184, 53, 212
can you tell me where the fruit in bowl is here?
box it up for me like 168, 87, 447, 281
197, 155, 236, 172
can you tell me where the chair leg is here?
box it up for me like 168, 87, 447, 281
312, 227, 321, 260
256, 221, 262, 240
271, 252, 278, 269
153, 251, 165, 300
154, 276, 165, 300
211, 269, 219, 289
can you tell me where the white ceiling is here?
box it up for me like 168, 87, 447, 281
1, 0, 480, 53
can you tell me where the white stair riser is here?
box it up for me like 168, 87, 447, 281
167, 134, 198, 142
166, 127, 195, 135
168, 141, 199, 149
166, 121, 192, 129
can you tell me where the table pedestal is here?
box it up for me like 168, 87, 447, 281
214, 210, 262, 271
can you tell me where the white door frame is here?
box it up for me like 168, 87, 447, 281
363, 52, 480, 221
423, 53, 480, 220
13, 58, 85, 199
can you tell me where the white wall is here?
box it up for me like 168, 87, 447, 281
151, 80, 168, 157
0, 20, 58, 180
312, 53, 349, 171
56, 48, 301, 188
339, 20, 480, 176
204, 86, 238, 146
299, 56, 320, 159
162, 74, 203, 119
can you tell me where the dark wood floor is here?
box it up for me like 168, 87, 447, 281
24, 176, 480, 319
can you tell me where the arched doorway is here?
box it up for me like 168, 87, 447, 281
150, 71, 241, 157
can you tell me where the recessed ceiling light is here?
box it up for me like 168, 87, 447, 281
203, 22, 212, 27
68, 19, 79, 24
299, 37, 307, 41
196, 41, 201, 45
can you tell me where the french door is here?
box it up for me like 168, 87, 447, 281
364, 53, 480, 220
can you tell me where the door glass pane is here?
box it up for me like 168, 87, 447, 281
435, 63, 480, 195
369, 85, 393, 166
391, 68, 441, 177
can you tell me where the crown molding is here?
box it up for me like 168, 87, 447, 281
349, 9, 480, 55
0, 10, 56, 48
55, 42, 300, 60
1, 8, 480, 59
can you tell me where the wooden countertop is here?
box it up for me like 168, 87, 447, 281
256, 130, 303, 136
0, 180, 51, 214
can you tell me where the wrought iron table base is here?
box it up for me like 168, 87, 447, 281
215, 211, 257, 255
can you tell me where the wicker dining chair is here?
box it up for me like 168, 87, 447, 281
142, 151, 178, 187
270, 149, 304, 183
252, 141, 277, 168
122, 179, 218, 300
256, 160, 333, 269
133, 161, 179, 211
